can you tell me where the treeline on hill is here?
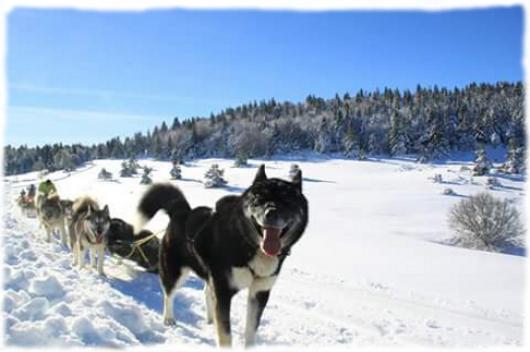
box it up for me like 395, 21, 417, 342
3, 81, 525, 176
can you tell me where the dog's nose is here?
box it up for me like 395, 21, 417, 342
264, 207, 279, 225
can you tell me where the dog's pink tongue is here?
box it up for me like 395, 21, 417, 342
261, 227, 281, 256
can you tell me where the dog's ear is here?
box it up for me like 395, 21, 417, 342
86, 205, 92, 216
102, 205, 110, 217
292, 169, 302, 192
253, 164, 267, 184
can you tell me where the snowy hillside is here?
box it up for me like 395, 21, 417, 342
2, 154, 526, 348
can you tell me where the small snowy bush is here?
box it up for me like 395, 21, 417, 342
170, 163, 181, 180
98, 168, 113, 180
140, 167, 153, 185
485, 177, 501, 189
234, 152, 248, 167
442, 188, 455, 195
204, 164, 227, 188
448, 192, 524, 252
120, 162, 133, 177
433, 174, 443, 183
288, 164, 301, 181
472, 147, 491, 176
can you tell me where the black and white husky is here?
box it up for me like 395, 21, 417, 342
136, 165, 308, 347
70, 197, 111, 276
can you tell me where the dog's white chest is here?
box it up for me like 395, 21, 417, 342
249, 252, 279, 277
230, 253, 279, 290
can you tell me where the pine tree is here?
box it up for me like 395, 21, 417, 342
288, 164, 301, 181
234, 151, 248, 167
120, 161, 133, 177
504, 138, 525, 174
98, 168, 113, 180
204, 164, 227, 188
472, 145, 491, 176
140, 166, 153, 184
388, 112, 409, 156
170, 162, 182, 180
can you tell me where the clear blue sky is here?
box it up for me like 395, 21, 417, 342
6, 6, 523, 147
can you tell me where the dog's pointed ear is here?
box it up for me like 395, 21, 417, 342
253, 164, 267, 184
86, 205, 92, 216
103, 205, 109, 217
292, 169, 302, 192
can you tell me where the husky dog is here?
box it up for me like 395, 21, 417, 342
136, 165, 308, 347
107, 218, 160, 273
37, 193, 68, 245
60, 199, 74, 222
17, 193, 37, 218
70, 197, 111, 275
59, 199, 75, 249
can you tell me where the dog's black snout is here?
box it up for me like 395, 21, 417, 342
264, 207, 279, 225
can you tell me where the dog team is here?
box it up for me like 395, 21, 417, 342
16, 164, 309, 347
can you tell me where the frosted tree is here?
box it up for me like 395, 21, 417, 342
388, 112, 410, 156
170, 162, 182, 180
472, 145, 491, 176
490, 132, 501, 146
204, 164, 227, 188
98, 168, 113, 180
140, 166, 153, 185
503, 138, 525, 174
314, 118, 334, 153
128, 157, 140, 175
449, 192, 524, 252
234, 152, 248, 167
288, 164, 301, 181
120, 161, 133, 177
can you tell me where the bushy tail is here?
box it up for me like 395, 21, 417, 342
135, 183, 191, 232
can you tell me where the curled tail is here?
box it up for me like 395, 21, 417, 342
135, 183, 191, 232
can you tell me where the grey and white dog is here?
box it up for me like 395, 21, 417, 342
36, 193, 68, 245
70, 197, 111, 275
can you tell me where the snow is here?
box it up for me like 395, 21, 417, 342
2, 155, 526, 348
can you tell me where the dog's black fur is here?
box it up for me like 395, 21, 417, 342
137, 165, 308, 347
106, 218, 160, 273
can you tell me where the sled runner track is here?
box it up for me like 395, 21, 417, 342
272, 269, 522, 345
287, 271, 522, 329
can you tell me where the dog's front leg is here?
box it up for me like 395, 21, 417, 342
72, 238, 80, 266
212, 281, 235, 348
68, 225, 76, 252
59, 223, 67, 247
244, 277, 275, 348
78, 243, 87, 269
96, 244, 105, 275
89, 248, 97, 268
204, 283, 214, 324
45, 226, 51, 242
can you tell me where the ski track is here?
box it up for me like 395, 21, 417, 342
2, 160, 524, 348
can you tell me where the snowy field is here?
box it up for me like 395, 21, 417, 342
2, 153, 526, 348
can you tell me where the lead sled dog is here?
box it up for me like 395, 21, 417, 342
136, 165, 308, 347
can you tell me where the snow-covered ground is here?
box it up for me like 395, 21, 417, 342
2, 154, 526, 348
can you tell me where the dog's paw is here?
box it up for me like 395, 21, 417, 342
164, 318, 177, 326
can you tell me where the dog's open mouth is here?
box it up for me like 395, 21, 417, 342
260, 226, 282, 257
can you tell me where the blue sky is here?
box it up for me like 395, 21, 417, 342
6, 6, 523, 147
